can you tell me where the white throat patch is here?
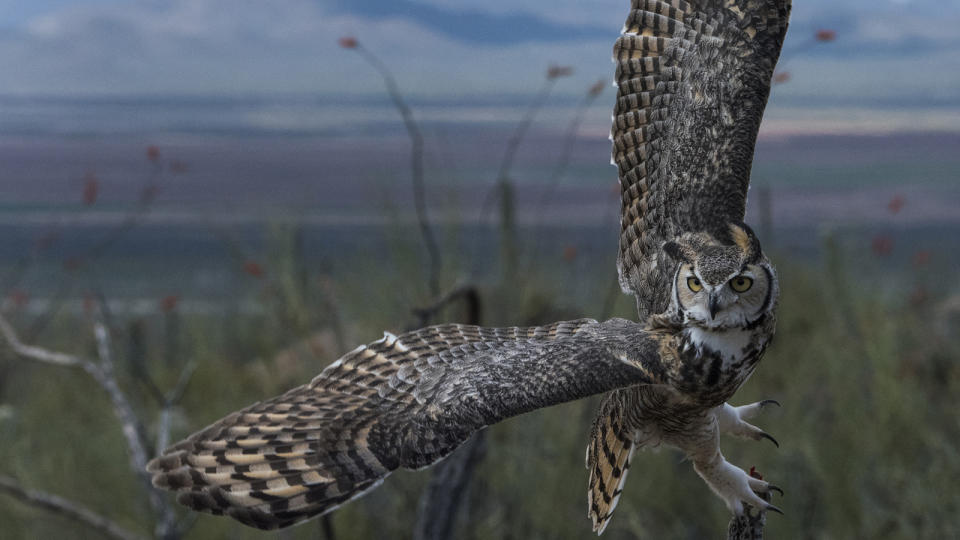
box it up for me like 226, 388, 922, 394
684, 327, 751, 361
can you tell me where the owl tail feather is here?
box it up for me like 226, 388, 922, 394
587, 393, 637, 535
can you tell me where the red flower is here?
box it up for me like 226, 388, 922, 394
547, 65, 574, 79
160, 294, 180, 313
815, 29, 837, 42
339, 36, 358, 49
243, 261, 265, 278
146, 145, 161, 162
912, 250, 931, 267
871, 234, 893, 257
773, 71, 791, 85
749, 466, 763, 480
82, 172, 98, 206
888, 195, 905, 214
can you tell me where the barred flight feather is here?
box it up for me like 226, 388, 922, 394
148, 318, 677, 530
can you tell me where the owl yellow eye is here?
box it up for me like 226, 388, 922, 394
686, 276, 703, 292
730, 275, 753, 293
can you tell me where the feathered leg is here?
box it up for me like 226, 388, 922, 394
682, 409, 782, 517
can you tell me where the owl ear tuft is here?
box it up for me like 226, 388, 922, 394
664, 241, 691, 263
729, 222, 762, 263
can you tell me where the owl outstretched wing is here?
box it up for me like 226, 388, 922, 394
613, 0, 790, 313
148, 318, 675, 530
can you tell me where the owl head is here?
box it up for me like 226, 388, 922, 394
664, 224, 778, 330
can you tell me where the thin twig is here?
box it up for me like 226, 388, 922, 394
472, 67, 570, 279
0, 475, 148, 540
156, 359, 197, 456
23, 164, 163, 341
354, 43, 441, 297
535, 79, 606, 224
0, 314, 83, 367
412, 284, 480, 328
318, 275, 349, 356
496, 75, 559, 186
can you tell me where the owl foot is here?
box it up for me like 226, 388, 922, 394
694, 455, 783, 516
717, 400, 780, 447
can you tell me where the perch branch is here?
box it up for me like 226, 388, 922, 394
726, 486, 771, 539
0, 475, 148, 540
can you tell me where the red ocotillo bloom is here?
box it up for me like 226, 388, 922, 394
816, 29, 837, 42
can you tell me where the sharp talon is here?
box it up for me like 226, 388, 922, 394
766, 503, 784, 515
767, 484, 784, 496
760, 432, 780, 448
760, 399, 781, 408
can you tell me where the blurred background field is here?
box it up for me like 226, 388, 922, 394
1, 0, 960, 539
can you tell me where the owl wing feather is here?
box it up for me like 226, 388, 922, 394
613, 0, 790, 314
147, 318, 675, 530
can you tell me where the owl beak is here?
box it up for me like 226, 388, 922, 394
708, 293, 721, 320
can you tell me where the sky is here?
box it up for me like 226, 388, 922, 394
1, 0, 959, 135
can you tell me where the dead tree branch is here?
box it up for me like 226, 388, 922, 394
0, 311, 181, 538
412, 284, 481, 329
0, 475, 148, 540
412, 285, 484, 540
413, 434, 488, 540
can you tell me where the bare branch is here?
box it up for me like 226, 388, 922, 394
0, 312, 84, 368
90, 322, 152, 484
0, 475, 148, 540
90, 321, 180, 537
0, 312, 180, 537
412, 284, 480, 328
155, 359, 197, 456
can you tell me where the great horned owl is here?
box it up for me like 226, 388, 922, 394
147, 0, 791, 533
